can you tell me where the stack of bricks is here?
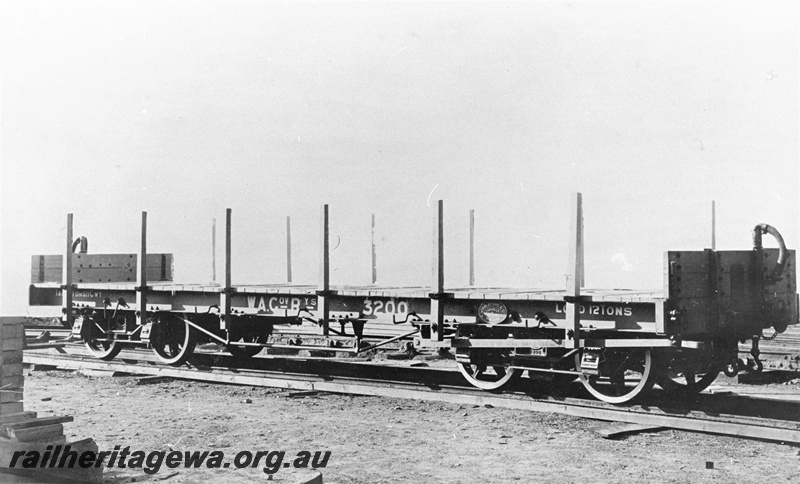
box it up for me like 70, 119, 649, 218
0, 318, 101, 482
0, 319, 24, 415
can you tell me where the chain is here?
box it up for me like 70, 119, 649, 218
761, 328, 779, 341
748, 337, 764, 373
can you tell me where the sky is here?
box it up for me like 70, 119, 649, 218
1, 0, 798, 316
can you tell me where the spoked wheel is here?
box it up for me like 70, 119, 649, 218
459, 364, 521, 392
575, 348, 655, 404
151, 317, 196, 366
456, 349, 521, 392
79, 315, 122, 361
227, 334, 268, 359
657, 369, 720, 396
85, 339, 122, 360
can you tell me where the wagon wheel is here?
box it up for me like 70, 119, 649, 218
151, 317, 196, 366
575, 348, 655, 404
227, 334, 268, 359
456, 349, 521, 392
458, 364, 521, 392
657, 368, 720, 396
80, 316, 122, 360
85, 339, 122, 360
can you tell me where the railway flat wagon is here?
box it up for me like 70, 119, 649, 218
28, 194, 798, 404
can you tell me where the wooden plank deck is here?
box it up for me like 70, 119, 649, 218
32, 282, 665, 302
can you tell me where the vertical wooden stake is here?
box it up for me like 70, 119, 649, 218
226, 209, 232, 291
711, 200, 716, 250
220, 209, 232, 333
136, 212, 148, 327
62, 213, 74, 326
371, 213, 377, 285
211, 218, 217, 284
431, 200, 445, 342
565, 193, 583, 349
286, 216, 293, 283
469, 209, 475, 286
579, 204, 585, 288
433, 200, 444, 293
318, 204, 330, 336
320, 205, 330, 289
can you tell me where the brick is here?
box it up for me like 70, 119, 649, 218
2, 337, 23, 351
0, 390, 23, 403
0, 350, 23, 365
0, 402, 24, 415
1, 325, 12, 338
0, 411, 37, 424
0, 324, 23, 339
8, 423, 64, 442
1, 364, 23, 378
1, 375, 24, 389
4, 416, 73, 429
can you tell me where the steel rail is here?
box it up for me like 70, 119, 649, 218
22, 349, 800, 445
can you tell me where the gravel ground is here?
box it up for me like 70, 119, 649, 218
16, 369, 800, 484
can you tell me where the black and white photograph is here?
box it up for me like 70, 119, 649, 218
1, 1, 798, 482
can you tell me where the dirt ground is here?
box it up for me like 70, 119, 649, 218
16, 367, 800, 484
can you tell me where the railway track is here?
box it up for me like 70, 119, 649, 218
27, 322, 800, 346
22, 342, 800, 445
23, 316, 800, 384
